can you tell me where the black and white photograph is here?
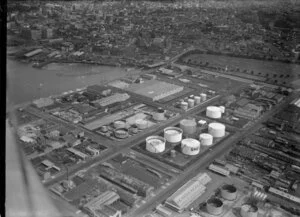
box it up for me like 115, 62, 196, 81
5, 0, 300, 217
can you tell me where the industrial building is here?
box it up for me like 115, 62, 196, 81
91, 93, 130, 107
86, 146, 100, 156
84, 190, 122, 217
67, 147, 88, 160
32, 97, 54, 108
165, 173, 211, 213
41, 159, 61, 172
99, 166, 154, 197
234, 103, 263, 120
126, 80, 184, 101
155, 204, 173, 217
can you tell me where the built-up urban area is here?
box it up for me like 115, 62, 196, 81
7, 0, 300, 70
7, 1, 300, 217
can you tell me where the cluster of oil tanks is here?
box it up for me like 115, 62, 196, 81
180, 93, 207, 110
99, 108, 167, 139
206, 184, 259, 217
145, 117, 226, 155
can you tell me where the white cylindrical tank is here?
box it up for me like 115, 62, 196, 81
135, 119, 148, 129
114, 120, 126, 129
164, 127, 183, 143
180, 101, 188, 110
221, 184, 237, 201
100, 125, 108, 133
181, 138, 200, 155
146, 136, 166, 153
206, 106, 222, 119
206, 198, 224, 215
194, 96, 201, 105
199, 133, 213, 146
188, 99, 195, 108
219, 106, 225, 113
114, 128, 129, 139
152, 108, 165, 121
200, 93, 207, 101
180, 118, 197, 135
130, 125, 138, 134
240, 204, 258, 217
208, 123, 226, 138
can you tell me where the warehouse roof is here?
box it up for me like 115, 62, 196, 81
84, 191, 120, 211
126, 80, 183, 100
165, 173, 211, 211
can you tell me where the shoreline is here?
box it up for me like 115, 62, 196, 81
179, 49, 300, 65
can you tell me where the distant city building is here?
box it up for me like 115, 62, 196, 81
21, 28, 32, 39
42, 28, 54, 39
31, 29, 42, 40
7, 21, 16, 29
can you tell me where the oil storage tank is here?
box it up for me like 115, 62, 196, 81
208, 123, 226, 138
188, 99, 195, 108
199, 133, 213, 146
194, 96, 201, 105
114, 128, 129, 139
146, 136, 166, 153
114, 120, 126, 129
200, 93, 207, 101
206, 106, 222, 119
180, 118, 197, 135
164, 127, 183, 143
100, 125, 108, 133
221, 184, 237, 201
206, 198, 224, 215
135, 119, 148, 130
240, 204, 258, 217
181, 138, 200, 155
152, 108, 165, 121
180, 101, 188, 110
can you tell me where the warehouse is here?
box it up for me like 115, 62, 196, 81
234, 103, 263, 120
84, 191, 120, 211
165, 173, 211, 213
91, 93, 130, 107
126, 80, 184, 101
67, 147, 88, 160
84, 191, 122, 217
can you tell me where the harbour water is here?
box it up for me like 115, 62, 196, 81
7, 55, 300, 108
7, 59, 141, 107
